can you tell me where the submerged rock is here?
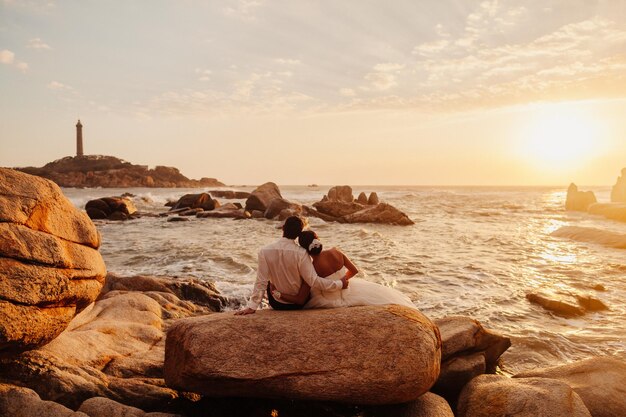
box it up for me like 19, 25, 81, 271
514, 357, 626, 417
526, 291, 608, 317
565, 183, 597, 212
164, 305, 441, 405
457, 375, 592, 417
0, 168, 105, 355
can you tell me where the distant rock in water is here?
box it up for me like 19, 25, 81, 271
85, 196, 138, 221
611, 168, 626, 202
565, 183, 596, 211
310, 185, 414, 225
15, 155, 224, 188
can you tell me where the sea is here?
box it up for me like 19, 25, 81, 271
62, 185, 626, 375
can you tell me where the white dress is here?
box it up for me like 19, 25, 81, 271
304, 267, 416, 309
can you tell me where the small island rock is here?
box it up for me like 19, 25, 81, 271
244, 182, 283, 213
566, 183, 597, 211
610, 168, 626, 202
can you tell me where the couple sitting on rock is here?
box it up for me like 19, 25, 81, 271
235, 216, 414, 315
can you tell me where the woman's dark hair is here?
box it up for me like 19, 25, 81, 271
283, 216, 304, 239
299, 230, 322, 255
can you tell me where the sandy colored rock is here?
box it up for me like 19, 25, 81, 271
588, 202, 626, 222
368, 192, 380, 205
0, 168, 105, 355
610, 168, 626, 202
457, 375, 592, 417
366, 392, 454, 417
432, 316, 510, 401
264, 197, 301, 219
244, 182, 282, 212
313, 200, 365, 218
566, 183, 597, 212
357, 192, 368, 204
326, 185, 354, 202
165, 305, 441, 405
0, 274, 230, 411
0, 383, 88, 417
527, 292, 585, 316
514, 357, 626, 417
78, 397, 182, 417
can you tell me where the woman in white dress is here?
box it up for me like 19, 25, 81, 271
270, 230, 416, 309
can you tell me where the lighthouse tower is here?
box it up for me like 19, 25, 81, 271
76, 119, 84, 157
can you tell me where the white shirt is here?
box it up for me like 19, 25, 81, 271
246, 237, 343, 309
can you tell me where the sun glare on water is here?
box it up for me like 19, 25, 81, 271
519, 103, 604, 169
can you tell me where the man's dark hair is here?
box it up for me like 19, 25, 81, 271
283, 216, 304, 239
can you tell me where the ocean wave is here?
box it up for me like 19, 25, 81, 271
551, 226, 626, 249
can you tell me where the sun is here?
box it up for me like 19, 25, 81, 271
519, 103, 603, 168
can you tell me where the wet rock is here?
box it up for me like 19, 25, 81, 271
196, 206, 250, 219
514, 357, 626, 417
610, 168, 626, 202
575, 294, 609, 311
165, 305, 441, 405
0, 168, 105, 355
264, 197, 301, 219
179, 208, 204, 216
313, 200, 365, 218
85, 196, 137, 221
0, 274, 232, 411
342, 203, 414, 226
457, 375, 592, 417
527, 292, 584, 316
170, 193, 216, 211
167, 217, 189, 222
251, 210, 265, 219
244, 182, 283, 213
566, 183, 597, 211
357, 192, 368, 204
207, 190, 251, 199
587, 202, 626, 222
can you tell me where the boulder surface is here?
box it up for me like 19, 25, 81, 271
244, 182, 283, 213
0, 168, 105, 355
514, 357, 626, 417
165, 305, 441, 405
457, 375, 592, 417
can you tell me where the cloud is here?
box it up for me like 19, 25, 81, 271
275, 58, 301, 65
47, 81, 73, 90
1, 49, 28, 72
223, 0, 263, 20
195, 68, 212, 82
363, 62, 405, 91
0, 49, 15, 64
339, 88, 356, 97
27, 37, 52, 50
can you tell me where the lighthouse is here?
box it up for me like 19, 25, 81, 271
76, 119, 84, 157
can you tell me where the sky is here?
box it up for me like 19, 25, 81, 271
1, 0, 626, 186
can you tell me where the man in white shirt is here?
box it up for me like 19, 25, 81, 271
235, 216, 348, 315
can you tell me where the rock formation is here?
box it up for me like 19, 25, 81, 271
514, 357, 626, 417
310, 186, 414, 225
206, 190, 251, 199
457, 375, 592, 417
526, 291, 608, 317
16, 155, 224, 188
244, 182, 283, 213
85, 196, 138, 220
164, 305, 441, 405
0, 274, 234, 411
0, 168, 106, 355
587, 203, 626, 222
610, 168, 626, 202
169, 193, 218, 211
565, 183, 597, 211
431, 316, 511, 402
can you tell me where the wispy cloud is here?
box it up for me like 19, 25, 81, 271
363, 62, 405, 91
27, 37, 51, 50
223, 0, 263, 20
0, 49, 28, 72
47, 80, 73, 90
195, 68, 212, 82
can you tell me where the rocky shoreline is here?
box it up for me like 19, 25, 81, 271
1, 167, 625, 417
15, 155, 224, 188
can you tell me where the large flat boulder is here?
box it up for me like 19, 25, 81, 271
457, 375, 592, 417
164, 305, 441, 405
343, 203, 414, 226
514, 357, 626, 417
0, 168, 105, 355
588, 202, 626, 222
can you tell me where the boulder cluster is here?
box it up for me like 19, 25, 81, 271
565, 174, 626, 223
